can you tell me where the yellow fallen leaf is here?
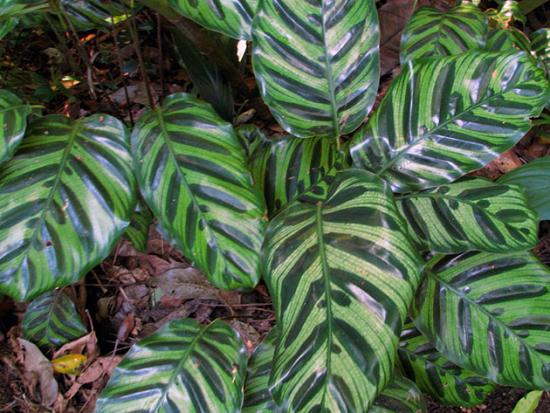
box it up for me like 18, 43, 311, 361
51, 354, 87, 375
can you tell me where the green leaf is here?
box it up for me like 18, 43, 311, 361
486, 27, 531, 52
132, 93, 266, 291
252, 0, 380, 138
123, 201, 152, 252
0, 0, 47, 18
399, 321, 494, 407
369, 374, 427, 413
251, 135, 341, 217
400, 5, 487, 64
0, 114, 136, 301
0, 16, 18, 39
531, 28, 550, 75
415, 251, 550, 389
22, 290, 87, 349
351, 51, 550, 193
60, 0, 133, 31
498, 157, 550, 221
0, 89, 31, 166
169, 0, 257, 40
96, 318, 247, 412
396, 178, 538, 254
511, 390, 543, 413
263, 169, 421, 411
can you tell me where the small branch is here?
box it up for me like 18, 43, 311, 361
127, 14, 156, 108
157, 13, 166, 101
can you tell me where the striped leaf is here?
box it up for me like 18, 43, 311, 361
252, 0, 380, 138
123, 202, 152, 252
22, 290, 87, 349
531, 28, 550, 75
369, 375, 427, 413
0, 114, 136, 301
132, 93, 266, 291
60, 0, 133, 31
96, 318, 247, 412
169, 0, 257, 40
250, 135, 341, 216
0, 89, 31, 166
486, 27, 530, 52
400, 5, 487, 64
350, 51, 550, 193
263, 169, 421, 411
399, 321, 494, 407
396, 178, 538, 254
414, 251, 550, 389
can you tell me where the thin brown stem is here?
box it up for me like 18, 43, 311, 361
157, 13, 165, 100
127, 15, 156, 108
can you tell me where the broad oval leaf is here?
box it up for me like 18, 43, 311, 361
123, 201, 152, 252
498, 157, 550, 221
0, 89, 31, 165
351, 51, 550, 193
415, 251, 550, 389
399, 321, 494, 407
369, 374, 427, 413
0, 114, 136, 301
96, 318, 247, 412
252, 0, 380, 138
132, 93, 266, 291
169, 0, 257, 40
396, 178, 538, 254
400, 5, 487, 64
22, 290, 87, 349
263, 169, 421, 411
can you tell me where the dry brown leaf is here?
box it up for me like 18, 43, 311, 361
53, 332, 98, 361
155, 266, 218, 302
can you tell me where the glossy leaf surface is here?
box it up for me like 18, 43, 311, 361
415, 252, 550, 389
400, 5, 487, 64
132, 93, 265, 291
498, 157, 550, 221
263, 169, 421, 411
399, 322, 494, 406
0, 89, 31, 166
252, 0, 379, 138
351, 51, 549, 192
96, 318, 247, 412
123, 202, 152, 252
0, 115, 136, 301
22, 290, 87, 349
486, 27, 530, 52
396, 178, 538, 253
169, 0, 257, 40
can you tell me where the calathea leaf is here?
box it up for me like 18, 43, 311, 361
132, 93, 266, 291
400, 4, 488, 64
351, 51, 550, 193
399, 321, 494, 407
252, 0, 380, 138
263, 169, 421, 411
22, 290, 87, 349
169, 0, 257, 40
96, 318, 247, 412
415, 251, 550, 389
369, 374, 427, 413
123, 201, 152, 252
60, 0, 133, 31
531, 28, 550, 75
486, 27, 530, 52
396, 178, 538, 254
0, 114, 136, 301
0, 89, 32, 166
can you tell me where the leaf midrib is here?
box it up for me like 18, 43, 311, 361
320, 1, 340, 139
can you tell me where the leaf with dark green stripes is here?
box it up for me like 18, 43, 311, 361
498, 157, 550, 221
22, 290, 87, 349
370, 374, 427, 413
531, 28, 550, 75
263, 169, 421, 411
415, 251, 550, 389
252, 0, 379, 138
250, 135, 342, 216
0, 114, 136, 301
0, 89, 31, 166
123, 202, 152, 252
60, 0, 133, 31
486, 27, 530, 52
351, 51, 550, 193
169, 0, 257, 40
399, 321, 494, 407
132, 93, 266, 291
400, 5, 487, 64
96, 318, 247, 412
396, 178, 538, 254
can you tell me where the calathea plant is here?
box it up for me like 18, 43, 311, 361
1, 0, 549, 412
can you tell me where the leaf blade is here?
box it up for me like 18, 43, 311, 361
0, 89, 31, 165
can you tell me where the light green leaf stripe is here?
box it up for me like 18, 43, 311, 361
0, 89, 31, 166
252, 0, 379, 138
400, 5, 487, 64
396, 178, 538, 254
263, 169, 421, 412
170, 0, 257, 40
415, 251, 550, 389
351, 51, 550, 193
132, 93, 266, 291
486, 27, 530, 52
96, 318, 247, 412
399, 321, 494, 407
369, 374, 427, 413
22, 290, 87, 349
0, 114, 136, 301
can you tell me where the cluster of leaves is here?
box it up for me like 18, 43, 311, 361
1, 0, 550, 412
